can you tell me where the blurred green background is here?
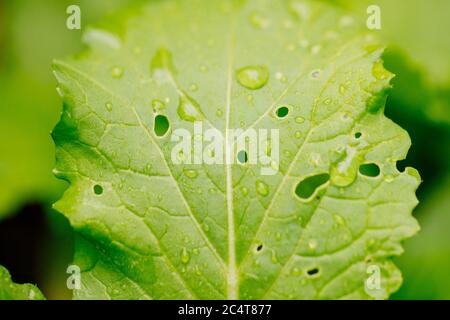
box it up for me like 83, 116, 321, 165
0, 0, 449, 300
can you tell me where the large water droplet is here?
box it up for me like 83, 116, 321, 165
330, 146, 359, 187
256, 180, 269, 196
178, 93, 204, 122
237, 66, 269, 90
111, 66, 124, 78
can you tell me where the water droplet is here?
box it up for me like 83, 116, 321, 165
295, 116, 305, 124
334, 214, 345, 225
184, 169, 198, 179
295, 131, 302, 139
189, 83, 199, 92
308, 239, 317, 250
111, 66, 124, 78
311, 70, 321, 79
247, 94, 254, 103
271, 251, 278, 263
291, 267, 301, 276
256, 180, 269, 196
216, 109, 223, 117
105, 102, 113, 112
237, 66, 269, 90
339, 84, 347, 94
56, 86, 64, 97
310, 153, 321, 166
275, 232, 281, 240
177, 151, 186, 162
199, 65, 208, 72
181, 247, 190, 264
178, 93, 204, 122
208, 188, 217, 194
241, 187, 249, 196
330, 146, 359, 187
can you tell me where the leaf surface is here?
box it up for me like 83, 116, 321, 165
0, 266, 45, 300
53, 0, 420, 300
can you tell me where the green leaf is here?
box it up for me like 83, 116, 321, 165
53, 0, 419, 300
0, 266, 45, 300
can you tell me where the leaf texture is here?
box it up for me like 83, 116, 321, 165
52, 0, 420, 300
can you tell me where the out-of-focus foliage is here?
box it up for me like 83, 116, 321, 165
393, 175, 450, 299
0, 0, 140, 219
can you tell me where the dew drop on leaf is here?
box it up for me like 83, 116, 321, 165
178, 93, 205, 122
256, 180, 269, 196
295, 116, 305, 124
184, 169, 199, 179
330, 146, 359, 187
180, 247, 190, 264
311, 69, 321, 78
189, 83, 199, 92
111, 66, 124, 78
105, 102, 113, 112
237, 66, 269, 90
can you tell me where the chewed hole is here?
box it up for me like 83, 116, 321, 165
237, 150, 248, 164
359, 163, 380, 177
354, 132, 362, 139
396, 159, 407, 172
295, 174, 330, 200
256, 244, 263, 252
275, 106, 290, 118
154, 114, 170, 137
306, 267, 320, 277
93, 185, 103, 195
